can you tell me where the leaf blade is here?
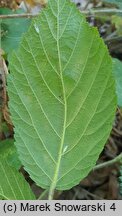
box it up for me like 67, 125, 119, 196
8, 0, 116, 191
0, 158, 35, 200
0, 8, 31, 55
0, 139, 21, 170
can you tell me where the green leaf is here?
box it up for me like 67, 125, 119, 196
7, 0, 116, 192
113, 58, 122, 107
0, 139, 16, 157
0, 157, 35, 200
0, 139, 21, 170
0, 8, 31, 55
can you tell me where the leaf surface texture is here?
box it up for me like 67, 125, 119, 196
8, 0, 116, 190
0, 158, 35, 199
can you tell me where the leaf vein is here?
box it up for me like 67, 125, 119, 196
64, 61, 110, 155
15, 53, 62, 139
10, 77, 57, 165
18, 132, 53, 182
66, 50, 106, 128
0, 162, 17, 199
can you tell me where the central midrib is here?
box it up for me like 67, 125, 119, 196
48, 0, 67, 199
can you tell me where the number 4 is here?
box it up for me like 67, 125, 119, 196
110, 203, 116, 211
